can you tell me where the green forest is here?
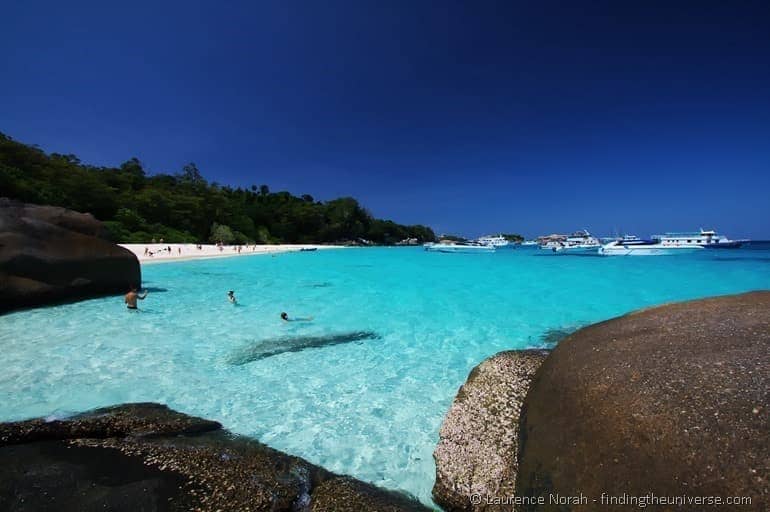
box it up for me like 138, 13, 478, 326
0, 132, 436, 245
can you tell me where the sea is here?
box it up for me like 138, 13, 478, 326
2, 243, 769, 504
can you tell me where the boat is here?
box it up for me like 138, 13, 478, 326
521, 240, 538, 246
537, 234, 568, 250
476, 235, 510, 248
599, 236, 704, 256
424, 241, 495, 253
652, 229, 745, 249
550, 230, 601, 254
299, 247, 318, 252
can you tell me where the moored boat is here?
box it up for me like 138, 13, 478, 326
551, 230, 601, 254
653, 229, 746, 249
599, 236, 704, 256
424, 241, 496, 253
476, 235, 510, 248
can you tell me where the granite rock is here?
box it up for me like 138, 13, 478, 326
433, 349, 550, 511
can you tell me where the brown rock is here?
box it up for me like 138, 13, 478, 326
516, 291, 770, 511
1, 403, 432, 512
433, 349, 549, 511
0, 402, 221, 445
312, 477, 429, 512
0, 198, 140, 314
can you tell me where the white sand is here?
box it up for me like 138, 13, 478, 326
120, 243, 345, 264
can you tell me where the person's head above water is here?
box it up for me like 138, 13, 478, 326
227, 290, 234, 296
281, 312, 288, 320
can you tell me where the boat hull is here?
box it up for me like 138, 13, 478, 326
552, 245, 601, 254
599, 243, 704, 256
425, 244, 495, 253
702, 241, 743, 249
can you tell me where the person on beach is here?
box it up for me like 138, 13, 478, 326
125, 286, 148, 310
281, 312, 313, 322
227, 290, 237, 304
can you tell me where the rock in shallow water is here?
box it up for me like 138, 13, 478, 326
433, 349, 550, 511
0, 198, 140, 314
516, 291, 769, 511
0, 403, 430, 512
228, 330, 381, 364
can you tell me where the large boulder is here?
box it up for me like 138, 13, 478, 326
516, 291, 769, 510
0, 403, 431, 512
0, 198, 140, 313
433, 350, 550, 511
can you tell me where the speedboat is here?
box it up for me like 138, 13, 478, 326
424, 241, 495, 253
599, 236, 703, 256
551, 230, 601, 254
476, 235, 510, 248
652, 229, 745, 249
521, 240, 538, 247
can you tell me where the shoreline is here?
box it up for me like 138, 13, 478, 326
119, 243, 347, 264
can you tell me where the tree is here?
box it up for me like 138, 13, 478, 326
209, 222, 235, 244
0, 130, 440, 245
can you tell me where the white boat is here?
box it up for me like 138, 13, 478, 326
521, 240, 538, 246
599, 236, 704, 256
424, 241, 495, 253
551, 230, 601, 254
652, 229, 745, 249
476, 235, 510, 248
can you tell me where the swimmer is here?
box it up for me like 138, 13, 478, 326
125, 286, 148, 310
227, 290, 237, 304
281, 312, 313, 322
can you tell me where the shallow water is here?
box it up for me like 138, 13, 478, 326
2, 245, 769, 503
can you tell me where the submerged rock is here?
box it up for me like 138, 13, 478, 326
516, 291, 770, 510
0, 198, 140, 314
228, 330, 381, 364
0, 403, 430, 512
538, 326, 579, 346
433, 349, 549, 511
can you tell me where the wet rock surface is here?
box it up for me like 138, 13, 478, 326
516, 291, 769, 511
433, 349, 550, 511
0, 198, 140, 314
0, 403, 431, 512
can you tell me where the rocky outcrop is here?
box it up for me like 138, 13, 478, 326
0, 403, 430, 512
516, 291, 769, 511
0, 198, 140, 314
433, 350, 550, 511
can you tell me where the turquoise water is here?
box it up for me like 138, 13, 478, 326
2, 246, 769, 503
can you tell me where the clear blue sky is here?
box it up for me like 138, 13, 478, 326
2, 1, 769, 238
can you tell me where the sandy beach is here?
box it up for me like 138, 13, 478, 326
120, 243, 345, 264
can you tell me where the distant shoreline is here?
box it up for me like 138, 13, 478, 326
119, 243, 348, 264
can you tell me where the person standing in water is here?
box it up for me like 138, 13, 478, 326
125, 286, 148, 310
227, 290, 237, 304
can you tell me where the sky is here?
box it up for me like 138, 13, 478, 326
2, 0, 769, 238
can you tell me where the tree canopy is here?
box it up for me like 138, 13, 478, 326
0, 132, 436, 245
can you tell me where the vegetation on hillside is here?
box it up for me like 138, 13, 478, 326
0, 133, 436, 244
